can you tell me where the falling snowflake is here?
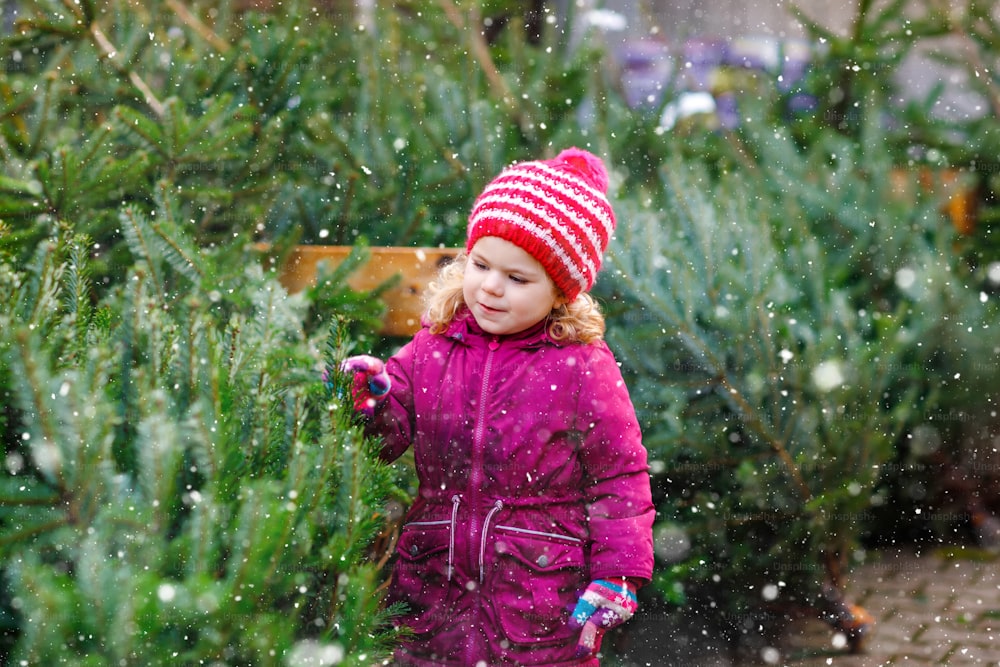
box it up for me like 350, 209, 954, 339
813, 361, 845, 392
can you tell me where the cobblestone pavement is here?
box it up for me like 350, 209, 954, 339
612, 547, 1000, 667
779, 547, 1000, 666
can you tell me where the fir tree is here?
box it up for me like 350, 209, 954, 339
0, 219, 404, 665
600, 119, 995, 649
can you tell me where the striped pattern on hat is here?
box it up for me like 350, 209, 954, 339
466, 148, 616, 302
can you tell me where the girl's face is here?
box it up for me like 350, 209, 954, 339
463, 236, 564, 336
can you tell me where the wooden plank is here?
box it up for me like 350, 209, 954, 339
272, 245, 460, 336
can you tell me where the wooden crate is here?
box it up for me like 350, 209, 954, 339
270, 245, 460, 336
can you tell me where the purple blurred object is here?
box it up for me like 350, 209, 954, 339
682, 37, 728, 90
715, 92, 740, 130
617, 39, 674, 108
780, 39, 812, 90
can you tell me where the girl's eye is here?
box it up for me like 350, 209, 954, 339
473, 261, 488, 271
509, 275, 527, 284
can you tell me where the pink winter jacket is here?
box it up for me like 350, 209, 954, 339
369, 310, 655, 666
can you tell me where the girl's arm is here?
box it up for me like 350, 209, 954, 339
577, 343, 656, 583
366, 340, 418, 464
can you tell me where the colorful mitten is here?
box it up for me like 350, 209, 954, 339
568, 578, 638, 658
340, 355, 391, 417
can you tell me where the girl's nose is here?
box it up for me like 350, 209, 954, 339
482, 271, 503, 295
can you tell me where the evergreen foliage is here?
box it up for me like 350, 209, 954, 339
0, 220, 403, 664
788, 0, 999, 271
1, 0, 999, 660
0, 0, 610, 265
600, 105, 997, 641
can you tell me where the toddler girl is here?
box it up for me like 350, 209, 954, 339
343, 148, 655, 666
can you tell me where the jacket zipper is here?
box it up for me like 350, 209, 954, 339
400, 495, 462, 581
479, 500, 504, 583
465, 337, 498, 666
494, 524, 583, 544
448, 494, 460, 581
404, 520, 450, 527
468, 337, 499, 575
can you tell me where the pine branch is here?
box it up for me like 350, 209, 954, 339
10, 330, 65, 489
119, 207, 164, 294
715, 375, 813, 501
27, 74, 56, 158
148, 215, 204, 284
87, 22, 165, 118
62, 236, 93, 364
135, 392, 184, 532
113, 105, 168, 158
18, 240, 63, 334
0, 479, 60, 506
951, 15, 1000, 119
0, 517, 68, 551
164, 0, 231, 54
436, 0, 531, 135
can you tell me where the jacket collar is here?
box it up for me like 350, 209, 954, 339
444, 307, 558, 349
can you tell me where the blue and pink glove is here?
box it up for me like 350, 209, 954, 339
569, 578, 639, 658
339, 354, 391, 418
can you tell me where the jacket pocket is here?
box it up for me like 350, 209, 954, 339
392, 524, 452, 636
489, 527, 587, 646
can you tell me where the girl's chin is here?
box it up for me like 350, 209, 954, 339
472, 311, 511, 334
473, 313, 501, 330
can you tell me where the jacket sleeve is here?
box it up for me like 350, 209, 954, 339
577, 342, 656, 583
366, 337, 418, 464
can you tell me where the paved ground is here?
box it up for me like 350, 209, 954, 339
779, 546, 1000, 667
610, 546, 1000, 667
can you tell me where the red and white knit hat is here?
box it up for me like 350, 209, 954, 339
466, 147, 616, 302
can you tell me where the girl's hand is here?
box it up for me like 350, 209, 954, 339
568, 578, 638, 658
340, 355, 391, 417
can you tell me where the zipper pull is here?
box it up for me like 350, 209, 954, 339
479, 500, 505, 583
488, 336, 499, 351
447, 495, 461, 582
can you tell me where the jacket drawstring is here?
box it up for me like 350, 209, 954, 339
479, 499, 504, 583
447, 494, 461, 581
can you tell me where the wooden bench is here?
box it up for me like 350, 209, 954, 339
271, 245, 460, 336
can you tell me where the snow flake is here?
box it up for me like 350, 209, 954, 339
987, 262, 1000, 284
760, 646, 780, 664
287, 639, 345, 666
31, 439, 62, 478
895, 267, 916, 290
813, 361, 845, 392
585, 9, 627, 31
157, 583, 176, 603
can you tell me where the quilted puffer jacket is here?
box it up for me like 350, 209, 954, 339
369, 311, 655, 666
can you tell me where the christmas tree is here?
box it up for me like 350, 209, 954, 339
0, 2, 620, 662
599, 93, 997, 654
0, 213, 405, 664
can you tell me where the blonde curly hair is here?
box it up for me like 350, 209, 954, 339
424, 253, 606, 344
